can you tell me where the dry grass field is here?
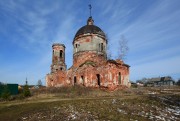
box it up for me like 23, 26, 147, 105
0, 86, 179, 121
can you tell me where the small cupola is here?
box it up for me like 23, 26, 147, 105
87, 16, 94, 25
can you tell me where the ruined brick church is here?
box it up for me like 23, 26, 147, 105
46, 15, 130, 90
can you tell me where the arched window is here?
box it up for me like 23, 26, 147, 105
101, 43, 103, 51
99, 43, 103, 52
60, 50, 63, 58
74, 76, 77, 84
99, 43, 101, 51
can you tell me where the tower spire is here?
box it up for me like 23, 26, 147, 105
89, 4, 92, 17
87, 3, 94, 25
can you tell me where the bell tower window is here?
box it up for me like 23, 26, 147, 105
60, 50, 63, 58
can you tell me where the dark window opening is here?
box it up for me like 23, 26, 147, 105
96, 74, 100, 86
101, 43, 103, 51
118, 72, 121, 84
60, 50, 63, 58
81, 76, 84, 85
53, 50, 54, 55
75, 44, 78, 52
56, 69, 58, 71
60, 67, 63, 70
74, 76, 77, 84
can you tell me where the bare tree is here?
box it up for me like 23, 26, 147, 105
118, 35, 129, 60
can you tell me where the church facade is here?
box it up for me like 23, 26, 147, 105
46, 16, 130, 90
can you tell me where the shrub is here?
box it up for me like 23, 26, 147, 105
131, 84, 137, 88
23, 85, 31, 97
1, 85, 11, 100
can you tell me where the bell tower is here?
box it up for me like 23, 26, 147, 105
51, 43, 66, 73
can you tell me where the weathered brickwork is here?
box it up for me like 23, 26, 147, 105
51, 44, 66, 73
46, 16, 130, 90
73, 51, 106, 67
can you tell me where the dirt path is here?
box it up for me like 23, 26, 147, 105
0, 95, 136, 107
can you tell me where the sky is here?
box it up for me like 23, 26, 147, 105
0, 0, 180, 85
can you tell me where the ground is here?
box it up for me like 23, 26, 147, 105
0, 86, 179, 121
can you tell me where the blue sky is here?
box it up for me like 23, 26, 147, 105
0, 0, 180, 85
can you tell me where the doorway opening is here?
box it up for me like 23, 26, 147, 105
74, 76, 77, 84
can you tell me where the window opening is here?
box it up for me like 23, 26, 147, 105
96, 74, 100, 86
74, 76, 77, 84
101, 43, 103, 51
75, 44, 78, 52
60, 50, 63, 58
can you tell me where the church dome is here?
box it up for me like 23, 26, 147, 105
75, 25, 106, 38
74, 17, 106, 40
